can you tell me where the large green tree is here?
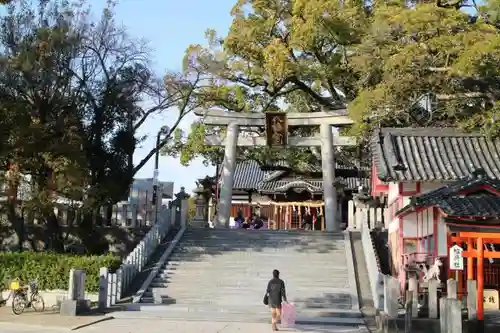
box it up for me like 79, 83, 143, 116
0, 0, 202, 252
166, 0, 500, 167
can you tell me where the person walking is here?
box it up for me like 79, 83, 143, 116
264, 269, 287, 331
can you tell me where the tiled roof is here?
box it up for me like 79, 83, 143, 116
371, 127, 500, 182
397, 170, 500, 217
231, 160, 369, 192
259, 180, 324, 193
233, 161, 266, 190
411, 169, 500, 207
439, 196, 500, 218
258, 177, 369, 193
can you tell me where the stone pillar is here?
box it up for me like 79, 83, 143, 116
467, 280, 477, 320
440, 297, 462, 333
320, 123, 337, 232
428, 279, 439, 319
408, 274, 419, 318
447, 279, 458, 299
180, 199, 188, 229
216, 122, 239, 228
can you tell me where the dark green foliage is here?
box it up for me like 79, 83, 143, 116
0, 252, 120, 292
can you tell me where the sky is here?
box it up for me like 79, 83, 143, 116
94, 0, 237, 194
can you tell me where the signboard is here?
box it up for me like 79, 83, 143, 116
449, 245, 464, 270
265, 112, 288, 147
484, 289, 499, 310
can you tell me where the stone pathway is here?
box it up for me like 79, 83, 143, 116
80, 318, 369, 333
0, 307, 111, 332
0, 317, 370, 333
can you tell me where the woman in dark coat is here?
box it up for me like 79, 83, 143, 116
265, 269, 288, 331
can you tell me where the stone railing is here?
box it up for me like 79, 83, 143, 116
347, 199, 386, 230
98, 199, 189, 307
360, 217, 385, 309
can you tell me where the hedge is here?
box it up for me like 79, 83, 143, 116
0, 252, 121, 293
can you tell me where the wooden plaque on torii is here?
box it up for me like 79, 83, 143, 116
265, 112, 288, 147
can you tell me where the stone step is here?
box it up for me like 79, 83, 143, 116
160, 270, 347, 276
175, 241, 345, 246
182, 230, 344, 236
115, 305, 363, 325
139, 297, 353, 310
182, 232, 340, 235
170, 250, 345, 256
165, 258, 347, 264
130, 302, 359, 316
145, 285, 353, 293
134, 301, 356, 315
152, 276, 349, 286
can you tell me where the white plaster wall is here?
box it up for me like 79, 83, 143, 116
437, 218, 448, 256
388, 182, 399, 205
402, 208, 434, 237
230, 193, 272, 204
401, 182, 418, 193
388, 218, 399, 233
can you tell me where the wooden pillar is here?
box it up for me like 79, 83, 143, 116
467, 238, 474, 280
477, 237, 484, 332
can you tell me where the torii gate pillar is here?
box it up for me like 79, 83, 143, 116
320, 123, 337, 232
217, 122, 239, 228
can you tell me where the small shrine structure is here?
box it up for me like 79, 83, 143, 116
370, 127, 500, 330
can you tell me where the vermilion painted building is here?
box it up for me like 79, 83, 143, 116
370, 127, 500, 289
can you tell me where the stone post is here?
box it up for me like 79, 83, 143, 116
405, 290, 413, 333
216, 122, 239, 228
319, 123, 337, 232
98, 267, 109, 309
467, 280, 477, 320
408, 274, 418, 318
67, 268, 76, 300
180, 199, 188, 228
66, 268, 86, 300
61, 268, 89, 316
447, 279, 458, 299
428, 279, 439, 319
383, 274, 400, 318
170, 204, 176, 228
440, 297, 462, 333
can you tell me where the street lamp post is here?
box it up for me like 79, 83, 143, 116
152, 126, 170, 224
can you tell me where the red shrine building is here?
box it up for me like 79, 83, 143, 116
370, 127, 500, 293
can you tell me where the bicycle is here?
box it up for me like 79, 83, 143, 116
9, 279, 45, 315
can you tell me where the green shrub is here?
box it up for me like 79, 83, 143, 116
0, 252, 121, 293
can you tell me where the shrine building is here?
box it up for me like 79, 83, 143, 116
370, 127, 500, 293
219, 160, 369, 230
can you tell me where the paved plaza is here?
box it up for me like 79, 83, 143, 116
0, 318, 370, 333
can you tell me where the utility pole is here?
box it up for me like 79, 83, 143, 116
152, 126, 169, 224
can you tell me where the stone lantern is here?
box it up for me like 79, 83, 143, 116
191, 185, 208, 228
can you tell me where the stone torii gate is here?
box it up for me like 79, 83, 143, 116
195, 109, 356, 232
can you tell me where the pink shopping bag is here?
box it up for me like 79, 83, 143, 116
281, 303, 296, 327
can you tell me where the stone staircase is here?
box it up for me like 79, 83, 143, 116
127, 229, 363, 325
